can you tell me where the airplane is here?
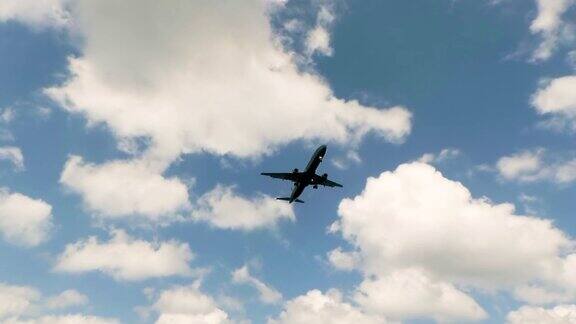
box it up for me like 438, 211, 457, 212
261, 145, 343, 203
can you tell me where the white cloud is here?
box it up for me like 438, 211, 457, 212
0, 107, 15, 123
329, 162, 576, 321
0, 146, 24, 170
305, 26, 332, 57
44, 290, 88, 310
0, 188, 53, 247
332, 151, 362, 170
192, 185, 294, 230
60, 156, 190, 222
232, 265, 282, 304
529, 0, 576, 61
354, 269, 487, 322
45, 0, 411, 163
150, 282, 231, 324
507, 305, 576, 323
268, 289, 388, 324
54, 229, 196, 281
496, 149, 576, 184
303, 2, 337, 58
532, 76, 576, 130
327, 247, 360, 271
0, 283, 110, 324
496, 149, 544, 181
417, 148, 460, 164
0, 283, 40, 320
0, 0, 71, 29
3, 314, 119, 324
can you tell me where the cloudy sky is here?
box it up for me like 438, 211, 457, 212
0, 0, 576, 323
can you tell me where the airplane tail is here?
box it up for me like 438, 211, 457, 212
276, 197, 305, 203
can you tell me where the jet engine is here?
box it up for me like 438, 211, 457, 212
322, 173, 328, 179
293, 168, 299, 174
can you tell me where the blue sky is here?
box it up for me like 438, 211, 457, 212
0, 0, 576, 323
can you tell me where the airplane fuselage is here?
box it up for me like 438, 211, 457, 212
289, 145, 327, 203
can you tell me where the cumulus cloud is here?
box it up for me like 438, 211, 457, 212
45, 0, 411, 163
54, 230, 196, 281
60, 156, 190, 222
0, 188, 53, 246
496, 149, 545, 181
329, 162, 576, 321
354, 269, 486, 322
0, 0, 71, 29
0, 283, 40, 320
529, 0, 576, 61
44, 290, 88, 310
507, 304, 576, 323
192, 185, 294, 230
268, 289, 388, 324
496, 149, 576, 184
0, 146, 24, 171
149, 282, 231, 324
232, 265, 282, 304
327, 247, 360, 271
0, 283, 112, 323
532, 76, 576, 130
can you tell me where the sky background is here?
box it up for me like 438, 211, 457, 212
0, 0, 576, 323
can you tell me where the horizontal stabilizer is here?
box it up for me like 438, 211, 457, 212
276, 197, 305, 203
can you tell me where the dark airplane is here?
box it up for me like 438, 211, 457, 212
261, 145, 343, 203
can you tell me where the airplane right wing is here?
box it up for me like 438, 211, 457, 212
313, 174, 343, 188
261, 172, 299, 182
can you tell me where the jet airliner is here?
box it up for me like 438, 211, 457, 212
261, 145, 342, 203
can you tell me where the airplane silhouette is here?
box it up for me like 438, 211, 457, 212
261, 145, 343, 203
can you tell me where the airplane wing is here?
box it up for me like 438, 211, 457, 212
261, 172, 299, 182
313, 175, 343, 188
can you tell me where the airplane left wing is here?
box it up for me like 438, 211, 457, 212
313, 175, 343, 188
261, 172, 299, 182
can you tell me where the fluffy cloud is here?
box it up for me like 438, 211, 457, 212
0, 0, 71, 29
496, 149, 576, 184
0, 283, 40, 319
304, 3, 336, 57
0, 188, 53, 246
529, 0, 575, 61
329, 162, 576, 321
150, 283, 231, 324
0, 283, 112, 324
0, 146, 24, 170
507, 305, 576, 323
44, 290, 88, 310
496, 149, 545, 181
268, 289, 388, 324
192, 185, 294, 230
54, 230, 196, 281
532, 76, 576, 130
232, 265, 282, 304
353, 269, 486, 322
60, 156, 190, 221
45, 0, 411, 162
